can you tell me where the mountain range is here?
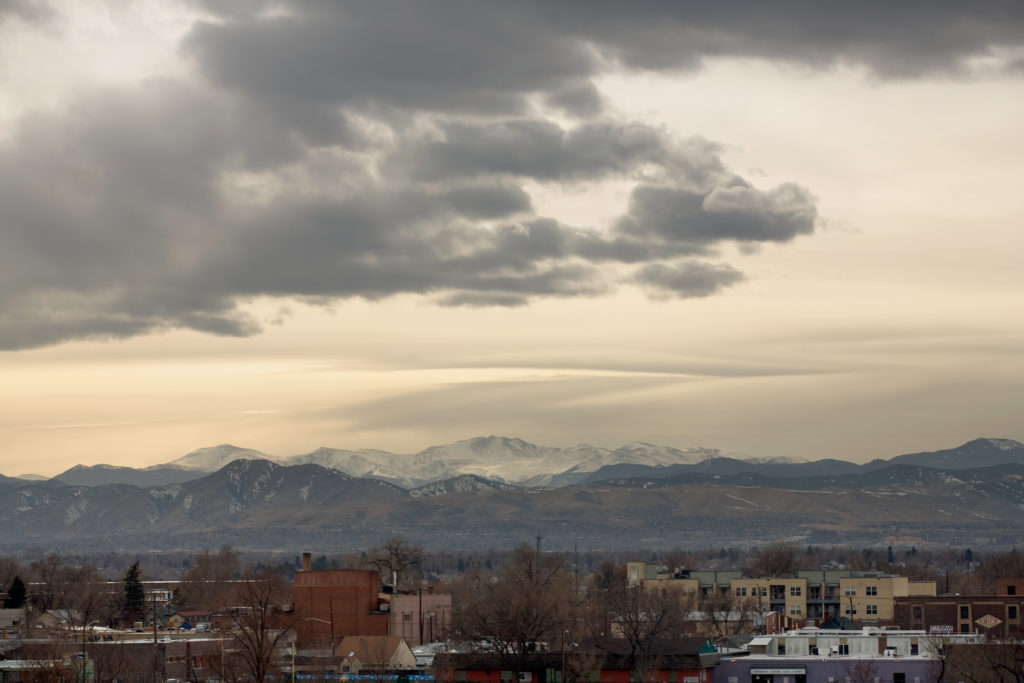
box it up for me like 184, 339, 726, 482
1, 437, 1022, 553
41, 436, 740, 489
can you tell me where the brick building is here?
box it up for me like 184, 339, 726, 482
292, 554, 388, 649
894, 594, 1023, 637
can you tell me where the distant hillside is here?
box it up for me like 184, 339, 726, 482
864, 437, 1024, 470
0, 450, 1023, 553
54, 464, 209, 488
409, 474, 517, 497
17, 436, 751, 489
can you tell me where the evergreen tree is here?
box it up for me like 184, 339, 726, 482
887, 546, 895, 563
3, 576, 26, 608
123, 562, 145, 623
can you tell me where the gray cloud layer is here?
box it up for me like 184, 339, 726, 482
2, 1, 1021, 349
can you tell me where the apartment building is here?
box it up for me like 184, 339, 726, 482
627, 563, 936, 626
626, 562, 741, 596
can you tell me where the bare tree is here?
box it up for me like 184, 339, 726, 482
658, 548, 695, 577
698, 589, 759, 640
18, 639, 74, 682
944, 638, 1024, 683
843, 657, 881, 683
585, 561, 694, 681
174, 545, 241, 610
747, 543, 799, 577
86, 640, 132, 683
0, 556, 23, 597
452, 544, 572, 682
974, 550, 1024, 594
217, 566, 297, 683
366, 537, 423, 591
28, 553, 65, 617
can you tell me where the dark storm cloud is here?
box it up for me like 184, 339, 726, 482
616, 182, 817, 252
390, 120, 668, 182
633, 261, 745, 298
536, 1, 1024, 77
184, 1, 1024, 119
182, 3, 597, 116
543, 82, 606, 118
6, 0, 1019, 349
0, 0, 51, 23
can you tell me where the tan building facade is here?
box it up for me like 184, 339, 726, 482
627, 562, 936, 626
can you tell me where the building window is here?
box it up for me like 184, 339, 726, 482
1009, 606, 1018, 619
866, 605, 878, 615
790, 586, 802, 597
960, 624, 970, 633
912, 605, 923, 619
735, 587, 747, 597
777, 640, 785, 655
865, 586, 877, 596
791, 606, 802, 615
1009, 586, 1017, 596
838, 644, 849, 655
845, 606, 856, 615
960, 606, 969, 619
845, 586, 857, 596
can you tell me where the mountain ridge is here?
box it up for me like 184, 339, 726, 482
19, 436, 1024, 497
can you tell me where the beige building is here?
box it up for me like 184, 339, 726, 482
387, 591, 452, 645
838, 576, 936, 623
627, 562, 936, 626
731, 578, 808, 620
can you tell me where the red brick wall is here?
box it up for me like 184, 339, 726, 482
293, 570, 388, 647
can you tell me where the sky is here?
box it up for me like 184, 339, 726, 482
1, 1, 1023, 476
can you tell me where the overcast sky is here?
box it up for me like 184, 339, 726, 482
1, 1, 1023, 476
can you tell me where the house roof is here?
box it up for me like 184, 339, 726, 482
336, 635, 409, 662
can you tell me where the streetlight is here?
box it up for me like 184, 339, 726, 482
304, 617, 335, 660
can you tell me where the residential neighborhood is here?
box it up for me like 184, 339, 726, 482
1, 545, 1022, 681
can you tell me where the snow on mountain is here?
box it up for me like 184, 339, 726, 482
286, 447, 438, 487
598, 442, 724, 469
154, 437, 765, 489
415, 436, 572, 481
164, 444, 279, 471
982, 438, 1024, 451
409, 474, 517, 497
744, 456, 808, 465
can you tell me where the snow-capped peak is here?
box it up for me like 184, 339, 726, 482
163, 444, 278, 471
980, 438, 1024, 451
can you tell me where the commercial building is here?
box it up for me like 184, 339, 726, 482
627, 563, 936, 626
387, 590, 452, 645
712, 628, 981, 683
894, 594, 1023, 637
292, 554, 389, 649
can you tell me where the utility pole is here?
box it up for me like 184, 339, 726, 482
152, 591, 159, 682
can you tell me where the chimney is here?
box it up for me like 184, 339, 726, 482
302, 552, 311, 572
